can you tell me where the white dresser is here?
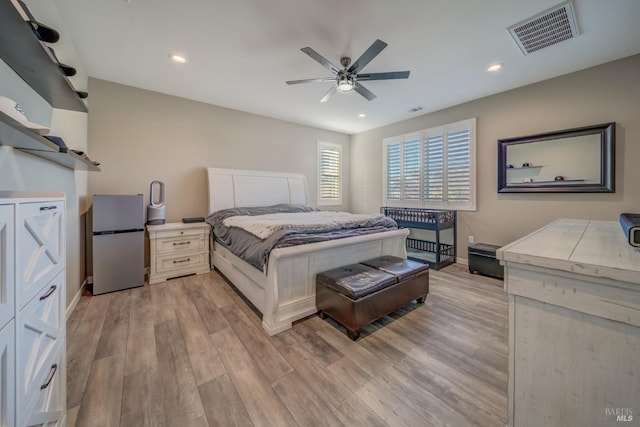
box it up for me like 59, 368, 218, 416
497, 219, 640, 427
0, 192, 66, 427
147, 222, 210, 284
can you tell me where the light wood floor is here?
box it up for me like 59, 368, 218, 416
66, 263, 508, 427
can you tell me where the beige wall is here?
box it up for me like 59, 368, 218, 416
351, 54, 640, 260
87, 78, 351, 224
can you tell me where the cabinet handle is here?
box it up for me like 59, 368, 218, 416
39, 205, 57, 211
39, 285, 57, 300
173, 258, 191, 264
40, 364, 58, 390
173, 241, 191, 246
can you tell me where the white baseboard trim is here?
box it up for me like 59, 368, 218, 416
67, 278, 87, 320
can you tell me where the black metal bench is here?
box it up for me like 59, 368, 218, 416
316, 256, 429, 340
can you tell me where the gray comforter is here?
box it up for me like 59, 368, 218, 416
206, 204, 398, 271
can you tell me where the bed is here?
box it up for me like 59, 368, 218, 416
206, 167, 409, 335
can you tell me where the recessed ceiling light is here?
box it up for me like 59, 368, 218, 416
488, 63, 503, 72
358, 113, 366, 118
169, 53, 187, 64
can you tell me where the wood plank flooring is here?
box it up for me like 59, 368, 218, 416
66, 264, 508, 427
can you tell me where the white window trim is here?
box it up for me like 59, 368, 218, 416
317, 141, 343, 206
382, 118, 476, 211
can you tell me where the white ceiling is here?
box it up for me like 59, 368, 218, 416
39, 0, 640, 134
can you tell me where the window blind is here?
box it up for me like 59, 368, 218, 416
383, 118, 476, 211
318, 142, 342, 205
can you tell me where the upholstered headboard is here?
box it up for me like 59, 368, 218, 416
206, 168, 309, 214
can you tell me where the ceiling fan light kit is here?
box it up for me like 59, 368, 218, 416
286, 39, 410, 102
337, 74, 355, 92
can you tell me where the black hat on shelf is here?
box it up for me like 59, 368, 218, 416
29, 21, 60, 43
47, 47, 77, 77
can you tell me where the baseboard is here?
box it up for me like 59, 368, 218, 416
66, 278, 87, 320
456, 257, 469, 266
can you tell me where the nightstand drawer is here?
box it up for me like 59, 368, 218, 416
148, 222, 210, 284
156, 252, 208, 274
154, 227, 205, 240
156, 234, 205, 255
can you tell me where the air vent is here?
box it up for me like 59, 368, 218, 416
408, 106, 423, 113
508, 1, 579, 55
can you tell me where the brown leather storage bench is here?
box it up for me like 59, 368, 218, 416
316, 256, 429, 340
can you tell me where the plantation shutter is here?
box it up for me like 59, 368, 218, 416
424, 134, 444, 201
386, 143, 402, 200
383, 118, 475, 210
403, 139, 421, 201
446, 129, 470, 202
318, 142, 342, 205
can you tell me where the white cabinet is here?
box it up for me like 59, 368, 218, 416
0, 192, 66, 427
0, 204, 15, 329
147, 222, 210, 284
497, 219, 640, 427
0, 320, 15, 427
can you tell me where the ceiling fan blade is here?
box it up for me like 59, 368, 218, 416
348, 39, 388, 73
356, 71, 410, 81
301, 47, 341, 74
320, 85, 338, 103
354, 82, 377, 101
286, 77, 336, 85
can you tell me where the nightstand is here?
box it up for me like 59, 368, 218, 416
147, 222, 210, 284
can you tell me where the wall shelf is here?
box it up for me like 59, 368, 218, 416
0, 1, 88, 112
0, 112, 100, 171
506, 165, 544, 170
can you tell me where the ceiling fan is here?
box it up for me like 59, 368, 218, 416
286, 39, 410, 102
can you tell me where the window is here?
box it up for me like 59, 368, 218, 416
317, 141, 343, 206
383, 118, 476, 211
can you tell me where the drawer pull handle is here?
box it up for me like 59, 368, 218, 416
39, 205, 57, 211
173, 258, 191, 264
39, 285, 57, 300
173, 241, 191, 246
40, 364, 58, 390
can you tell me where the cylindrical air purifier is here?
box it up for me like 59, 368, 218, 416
146, 180, 166, 225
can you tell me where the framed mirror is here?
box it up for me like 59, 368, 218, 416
498, 122, 615, 193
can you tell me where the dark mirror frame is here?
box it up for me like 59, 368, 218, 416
498, 122, 615, 193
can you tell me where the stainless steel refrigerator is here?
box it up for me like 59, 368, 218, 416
88, 194, 145, 294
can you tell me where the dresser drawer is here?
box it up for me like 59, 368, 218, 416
20, 339, 65, 427
156, 233, 206, 255
16, 200, 65, 309
156, 252, 208, 274
15, 271, 64, 416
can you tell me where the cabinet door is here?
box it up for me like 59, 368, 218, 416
16, 200, 64, 309
16, 271, 64, 419
0, 320, 15, 427
21, 340, 66, 427
0, 204, 14, 328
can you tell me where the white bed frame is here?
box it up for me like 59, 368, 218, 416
207, 167, 409, 335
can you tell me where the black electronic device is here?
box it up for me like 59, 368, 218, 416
182, 217, 205, 224
619, 213, 640, 247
